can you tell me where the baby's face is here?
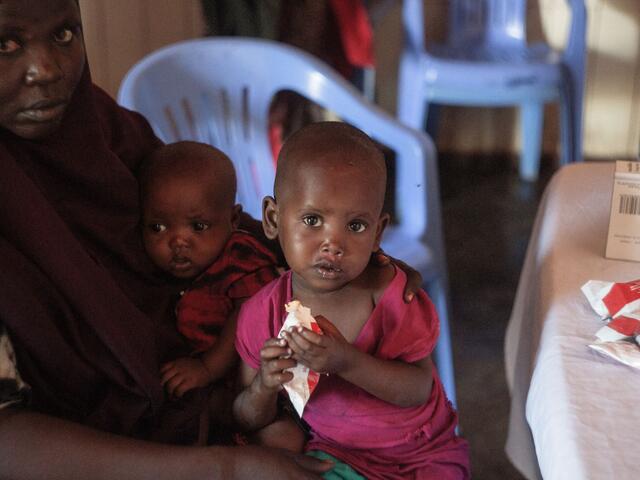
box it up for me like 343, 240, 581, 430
276, 158, 387, 294
142, 174, 238, 279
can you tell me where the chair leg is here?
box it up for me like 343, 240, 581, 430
397, 54, 427, 129
428, 276, 457, 410
519, 102, 544, 181
559, 93, 573, 167
559, 78, 583, 166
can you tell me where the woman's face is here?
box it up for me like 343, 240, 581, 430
0, 0, 85, 140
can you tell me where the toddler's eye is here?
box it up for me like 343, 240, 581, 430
0, 38, 20, 54
348, 221, 367, 233
192, 222, 209, 232
149, 223, 166, 233
53, 28, 74, 44
302, 215, 321, 227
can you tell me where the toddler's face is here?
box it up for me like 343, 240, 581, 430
142, 174, 238, 279
274, 158, 387, 294
0, 0, 85, 139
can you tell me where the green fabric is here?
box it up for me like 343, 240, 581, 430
307, 450, 367, 480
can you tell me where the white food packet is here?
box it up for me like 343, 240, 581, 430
589, 340, 640, 370
277, 300, 322, 417
582, 279, 640, 369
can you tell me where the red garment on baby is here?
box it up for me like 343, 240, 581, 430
236, 268, 470, 479
177, 230, 279, 353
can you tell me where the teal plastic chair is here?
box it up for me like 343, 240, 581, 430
398, 0, 587, 180
118, 37, 458, 407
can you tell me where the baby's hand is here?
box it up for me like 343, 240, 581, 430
160, 357, 212, 398
283, 316, 351, 375
257, 337, 297, 391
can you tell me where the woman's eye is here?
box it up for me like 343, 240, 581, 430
302, 215, 321, 227
192, 222, 209, 232
0, 38, 20, 54
149, 223, 166, 233
53, 28, 74, 44
348, 221, 367, 233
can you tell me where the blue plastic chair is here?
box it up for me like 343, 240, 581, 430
118, 37, 458, 407
397, 0, 587, 180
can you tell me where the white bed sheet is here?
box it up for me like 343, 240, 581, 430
504, 162, 640, 480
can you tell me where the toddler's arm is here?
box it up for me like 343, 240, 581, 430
283, 316, 433, 407
233, 338, 296, 431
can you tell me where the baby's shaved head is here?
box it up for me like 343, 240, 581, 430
274, 122, 386, 206
140, 141, 237, 208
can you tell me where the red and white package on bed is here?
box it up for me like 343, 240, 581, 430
277, 300, 323, 417
581, 279, 640, 369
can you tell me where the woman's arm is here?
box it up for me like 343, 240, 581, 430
0, 409, 330, 480
372, 250, 423, 303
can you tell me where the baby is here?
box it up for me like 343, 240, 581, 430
140, 141, 280, 403
233, 122, 470, 478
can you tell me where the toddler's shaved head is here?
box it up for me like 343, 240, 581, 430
274, 122, 386, 210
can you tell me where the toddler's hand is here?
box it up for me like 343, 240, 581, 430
283, 315, 351, 375
160, 357, 212, 398
257, 337, 297, 392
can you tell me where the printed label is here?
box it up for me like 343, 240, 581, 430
606, 161, 640, 262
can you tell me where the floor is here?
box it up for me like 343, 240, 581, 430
438, 153, 554, 479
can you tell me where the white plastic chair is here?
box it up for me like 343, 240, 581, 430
398, 0, 587, 181
118, 37, 457, 407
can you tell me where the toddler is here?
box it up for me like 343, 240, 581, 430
140, 141, 280, 401
233, 122, 470, 479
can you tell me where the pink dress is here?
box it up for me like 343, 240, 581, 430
236, 268, 470, 479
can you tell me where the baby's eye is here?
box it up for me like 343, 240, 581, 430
348, 221, 367, 233
192, 222, 209, 232
148, 223, 166, 233
302, 215, 322, 227
0, 38, 20, 54
53, 27, 75, 45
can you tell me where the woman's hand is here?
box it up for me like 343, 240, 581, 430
227, 445, 333, 479
160, 357, 212, 398
282, 316, 352, 375
257, 338, 297, 391
371, 249, 422, 302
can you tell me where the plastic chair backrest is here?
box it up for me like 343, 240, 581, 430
118, 38, 434, 241
448, 0, 527, 48
119, 38, 456, 406
406, 0, 583, 54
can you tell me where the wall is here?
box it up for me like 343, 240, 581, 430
79, 0, 640, 160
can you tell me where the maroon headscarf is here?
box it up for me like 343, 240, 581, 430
0, 66, 206, 443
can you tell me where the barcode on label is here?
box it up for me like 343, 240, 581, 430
619, 194, 640, 215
